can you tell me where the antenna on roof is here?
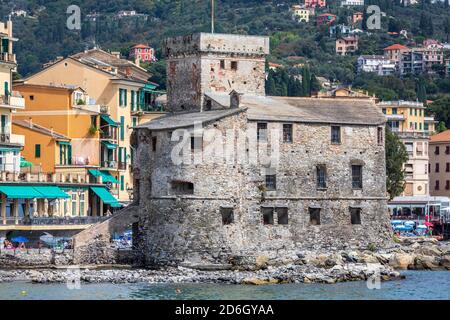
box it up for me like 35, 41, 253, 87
211, 0, 215, 34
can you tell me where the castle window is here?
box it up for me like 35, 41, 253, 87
257, 123, 268, 142
220, 60, 225, 69
231, 61, 238, 70
276, 207, 288, 225
152, 137, 157, 152
446, 146, 450, 155
170, 181, 194, 195
350, 207, 362, 225
220, 207, 234, 225
446, 181, 450, 190
436, 163, 440, 173
331, 126, 341, 144
447, 163, 450, 172
265, 175, 277, 191
309, 208, 321, 225
352, 165, 363, 189
435, 146, 440, 155
191, 136, 203, 151
377, 127, 383, 145
283, 124, 293, 143
205, 99, 212, 111
262, 207, 274, 225
316, 165, 327, 189
435, 180, 440, 191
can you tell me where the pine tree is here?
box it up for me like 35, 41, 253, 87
385, 127, 409, 200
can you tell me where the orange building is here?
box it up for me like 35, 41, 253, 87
384, 44, 408, 62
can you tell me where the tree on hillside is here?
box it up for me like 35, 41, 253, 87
385, 127, 409, 200
428, 96, 450, 129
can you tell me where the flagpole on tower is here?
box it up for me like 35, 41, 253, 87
211, 0, 215, 34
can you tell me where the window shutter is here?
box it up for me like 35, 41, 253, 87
68, 144, 72, 165
119, 147, 123, 162
124, 89, 128, 107
120, 176, 125, 191
120, 116, 125, 141
35, 144, 41, 158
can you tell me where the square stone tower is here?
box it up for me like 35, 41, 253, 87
162, 33, 270, 112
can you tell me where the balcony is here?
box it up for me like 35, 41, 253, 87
10, 134, 24, 145
100, 128, 118, 141
0, 52, 16, 64
101, 160, 118, 170
0, 92, 25, 109
118, 162, 126, 170
2, 216, 110, 226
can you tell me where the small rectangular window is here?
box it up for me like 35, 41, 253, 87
331, 126, 341, 144
309, 208, 321, 225
265, 175, 276, 191
262, 207, 274, 225
377, 127, 383, 145
35, 144, 41, 158
435, 180, 440, 191
231, 61, 238, 70
447, 163, 450, 173
352, 165, 363, 189
220, 207, 234, 225
436, 163, 440, 173
317, 165, 327, 189
220, 60, 225, 69
283, 124, 293, 143
446, 146, 450, 155
152, 137, 157, 152
435, 146, 440, 155
191, 136, 203, 151
171, 181, 194, 195
446, 181, 450, 190
257, 122, 268, 142
350, 208, 361, 225
276, 207, 288, 225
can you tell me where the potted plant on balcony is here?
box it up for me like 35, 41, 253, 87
88, 125, 99, 136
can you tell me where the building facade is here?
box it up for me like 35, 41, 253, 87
133, 33, 392, 267
15, 49, 165, 202
0, 20, 25, 174
357, 55, 396, 75
305, 0, 326, 8
336, 37, 359, 56
316, 13, 337, 26
291, 5, 310, 22
379, 101, 434, 197
129, 44, 156, 63
341, 0, 365, 6
429, 130, 450, 197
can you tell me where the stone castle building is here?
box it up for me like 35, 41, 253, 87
133, 33, 392, 267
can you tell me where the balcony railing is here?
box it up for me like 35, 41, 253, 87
0, 52, 16, 64
0, 93, 25, 108
118, 162, 126, 170
2, 216, 110, 226
101, 160, 117, 169
100, 129, 118, 141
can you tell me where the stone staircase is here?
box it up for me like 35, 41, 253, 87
72, 205, 139, 265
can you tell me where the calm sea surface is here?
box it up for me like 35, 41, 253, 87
0, 271, 448, 300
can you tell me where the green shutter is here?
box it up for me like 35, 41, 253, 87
68, 144, 72, 165
118, 147, 123, 162
1, 115, 6, 132
132, 117, 137, 127
120, 175, 125, 191
124, 89, 128, 107
119, 89, 123, 106
131, 91, 135, 111
35, 144, 41, 158
120, 116, 125, 141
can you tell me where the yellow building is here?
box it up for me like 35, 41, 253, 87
15, 49, 165, 202
0, 19, 25, 173
291, 5, 310, 22
379, 100, 435, 196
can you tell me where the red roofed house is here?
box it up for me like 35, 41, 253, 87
129, 44, 156, 63
336, 36, 359, 55
316, 13, 337, 26
384, 44, 408, 62
305, 0, 326, 7
352, 12, 363, 24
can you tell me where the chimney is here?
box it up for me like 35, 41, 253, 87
111, 51, 121, 59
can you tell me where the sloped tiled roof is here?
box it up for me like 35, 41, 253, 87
430, 130, 450, 143
13, 120, 70, 140
384, 44, 408, 51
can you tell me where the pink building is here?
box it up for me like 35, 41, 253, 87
305, 0, 326, 8
129, 44, 156, 63
352, 12, 363, 24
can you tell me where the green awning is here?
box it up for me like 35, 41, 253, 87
100, 115, 118, 127
20, 157, 33, 168
0, 147, 20, 152
88, 169, 119, 184
0, 186, 43, 199
143, 83, 158, 90
33, 186, 70, 199
101, 141, 118, 150
90, 186, 121, 207
57, 141, 71, 146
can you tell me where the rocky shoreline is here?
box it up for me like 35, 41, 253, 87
0, 238, 448, 285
